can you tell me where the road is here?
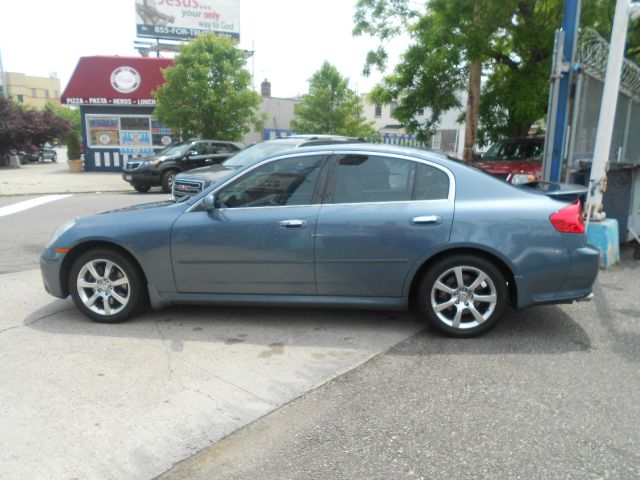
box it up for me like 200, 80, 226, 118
1, 193, 639, 479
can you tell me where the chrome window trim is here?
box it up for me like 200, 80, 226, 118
187, 150, 455, 213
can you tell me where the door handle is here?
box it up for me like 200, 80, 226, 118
278, 219, 308, 228
411, 215, 442, 225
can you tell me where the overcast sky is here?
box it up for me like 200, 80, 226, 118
0, 0, 405, 98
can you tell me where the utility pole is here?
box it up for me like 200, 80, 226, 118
543, 0, 581, 182
585, 0, 639, 221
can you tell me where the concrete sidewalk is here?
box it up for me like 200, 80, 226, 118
0, 149, 129, 196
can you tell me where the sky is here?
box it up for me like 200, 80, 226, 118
0, 0, 406, 99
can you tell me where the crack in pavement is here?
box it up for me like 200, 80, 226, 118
153, 319, 259, 423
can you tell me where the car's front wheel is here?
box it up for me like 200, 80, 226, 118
161, 170, 178, 193
133, 184, 151, 193
68, 249, 147, 323
418, 255, 507, 337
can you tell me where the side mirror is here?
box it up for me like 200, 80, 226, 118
202, 193, 216, 210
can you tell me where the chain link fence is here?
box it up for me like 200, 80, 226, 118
569, 28, 640, 171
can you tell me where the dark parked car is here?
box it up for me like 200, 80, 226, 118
172, 135, 364, 200
121, 140, 244, 193
18, 145, 57, 163
41, 143, 599, 338
475, 136, 544, 184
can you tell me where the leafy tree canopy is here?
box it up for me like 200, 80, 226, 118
0, 97, 72, 159
45, 102, 81, 136
354, 0, 638, 145
291, 61, 375, 138
153, 34, 262, 141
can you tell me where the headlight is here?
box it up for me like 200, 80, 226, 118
143, 159, 161, 166
511, 174, 535, 184
47, 219, 76, 248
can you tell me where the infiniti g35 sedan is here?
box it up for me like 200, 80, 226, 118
41, 144, 599, 337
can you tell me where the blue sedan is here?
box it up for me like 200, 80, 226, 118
40, 144, 599, 337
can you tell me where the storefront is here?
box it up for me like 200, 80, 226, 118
61, 56, 174, 172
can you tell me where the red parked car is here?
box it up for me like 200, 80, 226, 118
475, 136, 543, 184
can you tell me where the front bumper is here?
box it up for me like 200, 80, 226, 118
40, 247, 67, 299
122, 167, 161, 187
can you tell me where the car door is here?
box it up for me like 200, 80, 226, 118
315, 152, 454, 297
182, 142, 211, 169
205, 142, 236, 166
171, 153, 328, 295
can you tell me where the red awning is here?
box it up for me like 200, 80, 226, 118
61, 56, 173, 106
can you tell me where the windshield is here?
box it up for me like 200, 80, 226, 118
159, 141, 191, 157
222, 140, 300, 167
483, 140, 543, 161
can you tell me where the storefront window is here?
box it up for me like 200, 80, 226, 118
87, 117, 119, 147
86, 115, 173, 149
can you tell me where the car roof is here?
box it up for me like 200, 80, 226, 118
258, 142, 455, 167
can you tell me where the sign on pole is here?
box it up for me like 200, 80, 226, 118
135, 0, 240, 41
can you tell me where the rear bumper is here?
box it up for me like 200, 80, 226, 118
516, 244, 600, 308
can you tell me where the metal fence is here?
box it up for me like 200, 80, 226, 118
568, 29, 640, 172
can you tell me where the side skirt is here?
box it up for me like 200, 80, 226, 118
147, 285, 408, 311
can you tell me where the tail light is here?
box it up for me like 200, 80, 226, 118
550, 200, 584, 234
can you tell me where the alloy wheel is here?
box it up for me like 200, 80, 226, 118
76, 259, 130, 316
430, 265, 498, 330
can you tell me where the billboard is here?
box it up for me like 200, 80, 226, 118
135, 0, 240, 41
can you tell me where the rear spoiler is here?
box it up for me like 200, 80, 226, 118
518, 181, 587, 202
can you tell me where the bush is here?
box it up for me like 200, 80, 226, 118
66, 131, 81, 160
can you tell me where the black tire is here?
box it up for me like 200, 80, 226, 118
133, 184, 151, 193
418, 254, 508, 338
68, 248, 147, 323
52, 153, 57, 163
161, 170, 178, 193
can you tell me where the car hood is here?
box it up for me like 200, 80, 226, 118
476, 159, 542, 174
99, 200, 179, 214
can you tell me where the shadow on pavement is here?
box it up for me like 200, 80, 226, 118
389, 304, 593, 356
24, 299, 592, 355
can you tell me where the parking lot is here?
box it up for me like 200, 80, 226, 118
0, 188, 639, 479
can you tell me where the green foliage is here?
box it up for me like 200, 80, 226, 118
66, 131, 81, 160
291, 62, 375, 137
153, 34, 262, 141
354, 0, 637, 145
45, 102, 81, 136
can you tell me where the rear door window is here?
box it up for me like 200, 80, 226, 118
330, 155, 449, 203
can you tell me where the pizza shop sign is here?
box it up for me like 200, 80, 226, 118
65, 97, 157, 106
64, 65, 158, 106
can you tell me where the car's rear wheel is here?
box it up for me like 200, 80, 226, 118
52, 153, 57, 163
418, 255, 507, 337
133, 184, 151, 193
69, 249, 147, 323
161, 170, 178, 193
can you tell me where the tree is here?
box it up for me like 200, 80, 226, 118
0, 97, 72, 161
45, 102, 81, 136
291, 61, 375, 137
353, 0, 638, 148
153, 34, 262, 141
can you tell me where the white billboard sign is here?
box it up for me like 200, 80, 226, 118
135, 0, 240, 41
